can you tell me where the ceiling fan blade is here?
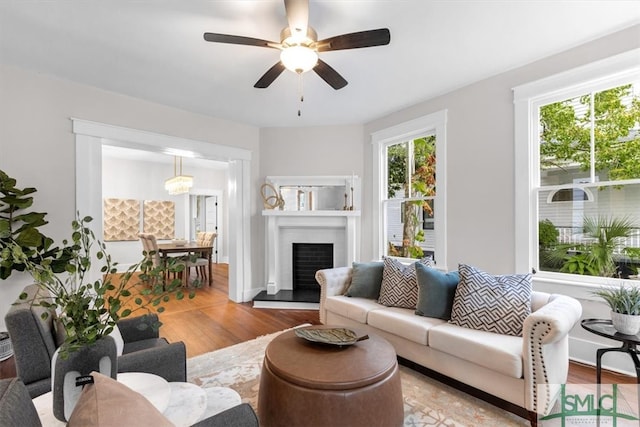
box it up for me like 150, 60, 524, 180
313, 59, 347, 90
254, 62, 286, 88
203, 33, 279, 49
284, 0, 309, 36
316, 28, 390, 52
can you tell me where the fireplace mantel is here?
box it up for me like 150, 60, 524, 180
262, 176, 361, 295
262, 210, 361, 217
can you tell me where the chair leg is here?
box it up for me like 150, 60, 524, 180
199, 265, 208, 285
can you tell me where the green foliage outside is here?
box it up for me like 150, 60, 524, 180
545, 216, 638, 278
539, 84, 640, 181
538, 83, 640, 279
387, 136, 436, 258
539, 219, 559, 249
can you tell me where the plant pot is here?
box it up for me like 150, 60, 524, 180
610, 311, 640, 335
51, 335, 118, 421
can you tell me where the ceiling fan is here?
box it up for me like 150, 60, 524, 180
203, 0, 391, 90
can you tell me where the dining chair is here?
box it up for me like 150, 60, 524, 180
189, 232, 217, 285
138, 233, 186, 286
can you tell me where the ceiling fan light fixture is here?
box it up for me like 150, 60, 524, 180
280, 45, 318, 73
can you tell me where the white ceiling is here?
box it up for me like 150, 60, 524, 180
1, 1, 638, 128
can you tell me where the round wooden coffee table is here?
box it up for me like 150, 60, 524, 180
257, 326, 403, 427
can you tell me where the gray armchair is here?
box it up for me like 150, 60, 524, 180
0, 377, 258, 427
0, 378, 42, 427
5, 284, 187, 398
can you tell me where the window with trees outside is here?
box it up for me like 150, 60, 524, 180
372, 111, 447, 265
385, 136, 436, 259
514, 52, 640, 284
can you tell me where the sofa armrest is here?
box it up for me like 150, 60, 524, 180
117, 341, 187, 383
117, 314, 161, 342
315, 267, 353, 324
522, 294, 582, 415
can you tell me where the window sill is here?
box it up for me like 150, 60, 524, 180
532, 272, 639, 301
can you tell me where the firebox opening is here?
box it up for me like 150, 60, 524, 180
292, 243, 334, 291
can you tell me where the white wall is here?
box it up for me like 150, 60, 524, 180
0, 63, 260, 330
259, 125, 365, 177
102, 155, 228, 268
362, 24, 640, 374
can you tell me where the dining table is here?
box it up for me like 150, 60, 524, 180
157, 242, 213, 286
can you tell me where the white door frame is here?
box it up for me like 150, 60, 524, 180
72, 118, 252, 302
188, 189, 225, 263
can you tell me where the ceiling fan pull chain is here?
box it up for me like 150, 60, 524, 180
298, 72, 304, 117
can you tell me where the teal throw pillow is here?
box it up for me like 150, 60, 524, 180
345, 261, 384, 299
414, 263, 459, 320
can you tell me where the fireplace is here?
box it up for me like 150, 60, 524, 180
292, 243, 333, 291
261, 175, 361, 297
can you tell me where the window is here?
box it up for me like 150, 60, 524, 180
514, 50, 640, 283
548, 188, 592, 203
372, 111, 447, 266
384, 136, 436, 259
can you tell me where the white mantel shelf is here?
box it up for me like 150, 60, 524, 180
262, 210, 361, 217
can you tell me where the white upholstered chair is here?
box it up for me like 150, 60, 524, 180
189, 232, 216, 285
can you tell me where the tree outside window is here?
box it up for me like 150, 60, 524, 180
537, 82, 640, 279
384, 136, 436, 259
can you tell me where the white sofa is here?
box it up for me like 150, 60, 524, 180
315, 266, 582, 425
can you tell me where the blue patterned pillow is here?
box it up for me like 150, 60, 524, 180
449, 264, 532, 336
378, 257, 434, 309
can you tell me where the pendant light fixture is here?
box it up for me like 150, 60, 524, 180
165, 156, 193, 195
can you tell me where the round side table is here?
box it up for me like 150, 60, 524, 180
581, 318, 640, 384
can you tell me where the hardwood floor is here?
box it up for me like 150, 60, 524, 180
157, 263, 320, 358
160, 264, 634, 385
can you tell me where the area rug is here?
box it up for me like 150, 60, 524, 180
187, 327, 528, 427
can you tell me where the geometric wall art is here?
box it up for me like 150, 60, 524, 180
103, 198, 140, 242
143, 200, 175, 239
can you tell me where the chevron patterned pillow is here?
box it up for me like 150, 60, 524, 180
378, 257, 434, 308
449, 264, 532, 336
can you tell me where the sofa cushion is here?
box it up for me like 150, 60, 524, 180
429, 323, 524, 378
345, 261, 384, 299
378, 257, 433, 309
415, 263, 459, 320
367, 307, 447, 346
324, 296, 385, 324
449, 264, 532, 337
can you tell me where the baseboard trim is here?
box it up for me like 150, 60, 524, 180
252, 301, 319, 310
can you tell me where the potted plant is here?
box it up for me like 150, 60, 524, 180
14, 215, 198, 357
12, 214, 201, 421
593, 285, 640, 335
0, 169, 69, 279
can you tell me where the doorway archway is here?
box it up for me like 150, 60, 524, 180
72, 118, 252, 302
